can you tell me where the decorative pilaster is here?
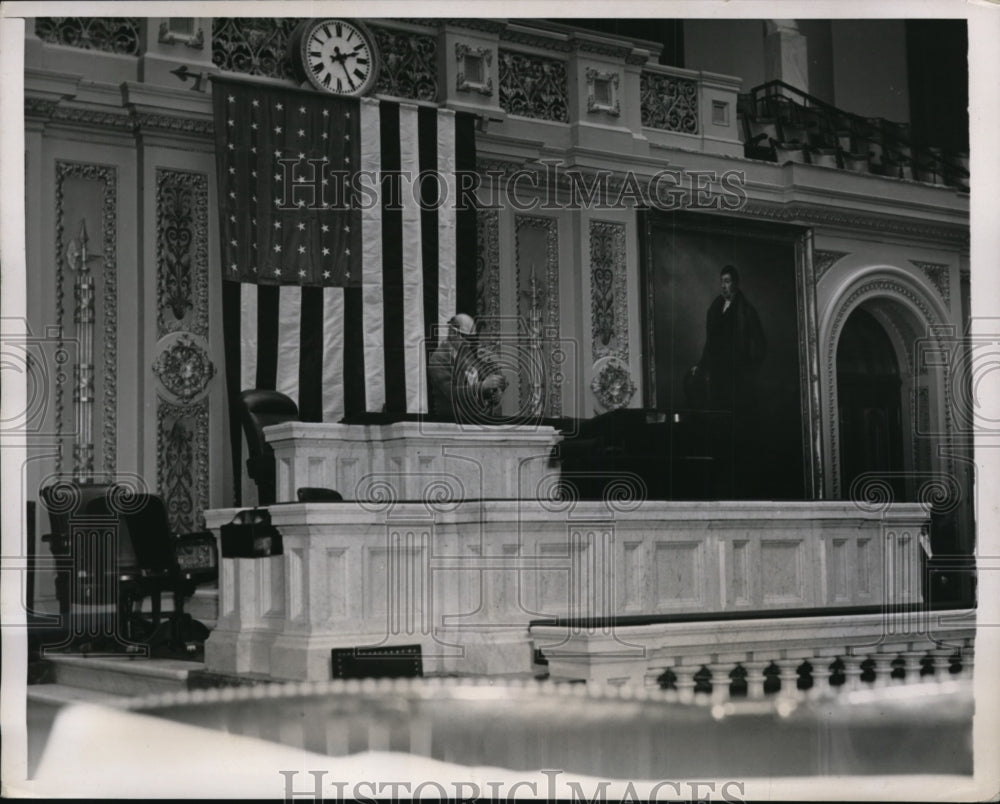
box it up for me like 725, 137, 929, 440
153, 169, 213, 533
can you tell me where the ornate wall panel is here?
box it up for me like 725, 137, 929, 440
498, 50, 569, 122
371, 25, 438, 101
514, 215, 561, 417
639, 72, 698, 133
211, 18, 298, 81
475, 209, 501, 346
154, 169, 214, 533
589, 220, 634, 412
55, 162, 118, 479
589, 221, 628, 362
35, 17, 141, 55
157, 170, 209, 338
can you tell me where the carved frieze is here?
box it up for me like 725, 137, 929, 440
371, 25, 438, 101
640, 72, 698, 134
35, 17, 141, 55
211, 17, 299, 81
589, 220, 628, 363
498, 50, 569, 123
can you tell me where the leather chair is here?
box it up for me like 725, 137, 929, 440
40, 482, 216, 653
86, 492, 217, 652
40, 482, 131, 636
238, 389, 299, 505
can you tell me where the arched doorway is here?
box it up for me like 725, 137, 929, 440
836, 307, 907, 500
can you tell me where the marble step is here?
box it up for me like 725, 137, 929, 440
27, 682, 127, 708
45, 655, 199, 697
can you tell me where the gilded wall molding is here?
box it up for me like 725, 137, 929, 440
515, 214, 561, 417
24, 98, 214, 138
589, 220, 628, 363
54, 161, 118, 477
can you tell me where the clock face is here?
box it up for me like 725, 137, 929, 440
299, 19, 378, 96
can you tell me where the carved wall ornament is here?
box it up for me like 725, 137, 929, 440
910, 260, 952, 307
585, 67, 621, 117
211, 17, 299, 81
476, 209, 501, 348
813, 250, 851, 282
515, 215, 562, 417
35, 17, 141, 55
499, 50, 569, 122
590, 220, 629, 362
156, 169, 209, 337
157, 399, 210, 534
158, 19, 205, 49
456, 42, 494, 96
371, 25, 438, 101
591, 356, 636, 411
55, 161, 118, 477
639, 72, 698, 133
152, 333, 216, 404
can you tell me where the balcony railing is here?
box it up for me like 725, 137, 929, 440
740, 80, 969, 189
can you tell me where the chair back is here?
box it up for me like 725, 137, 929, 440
39, 482, 117, 541
87, 493, 173, 574
238, 389, 299, 458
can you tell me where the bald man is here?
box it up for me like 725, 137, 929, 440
428, 313, 506, 420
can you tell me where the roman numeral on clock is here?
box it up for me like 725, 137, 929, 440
312, 62, 324, 75
354, 68, 366, 80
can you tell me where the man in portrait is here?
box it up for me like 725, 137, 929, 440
690, 265, 766, 496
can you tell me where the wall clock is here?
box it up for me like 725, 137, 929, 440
291, 19, 380, 97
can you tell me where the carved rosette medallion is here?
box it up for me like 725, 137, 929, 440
591, 356, 636, 411
152, 333, 216, 405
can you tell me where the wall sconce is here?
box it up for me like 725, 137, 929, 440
586, 68, 620, 117
456, 43, 494, 96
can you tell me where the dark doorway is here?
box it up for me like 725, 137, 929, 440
836, 308, 906, 501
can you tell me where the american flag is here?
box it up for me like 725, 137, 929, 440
213, 76, 478, 502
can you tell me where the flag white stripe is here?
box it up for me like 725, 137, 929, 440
360, 97, 385, 412
240, 283, 258, 391
275, 284, 302, 406
399, 104, 427, 414
322, 286, 345, 422
437, 108, 457, 332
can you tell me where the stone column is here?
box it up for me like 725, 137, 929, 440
764, 20, 809, 96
